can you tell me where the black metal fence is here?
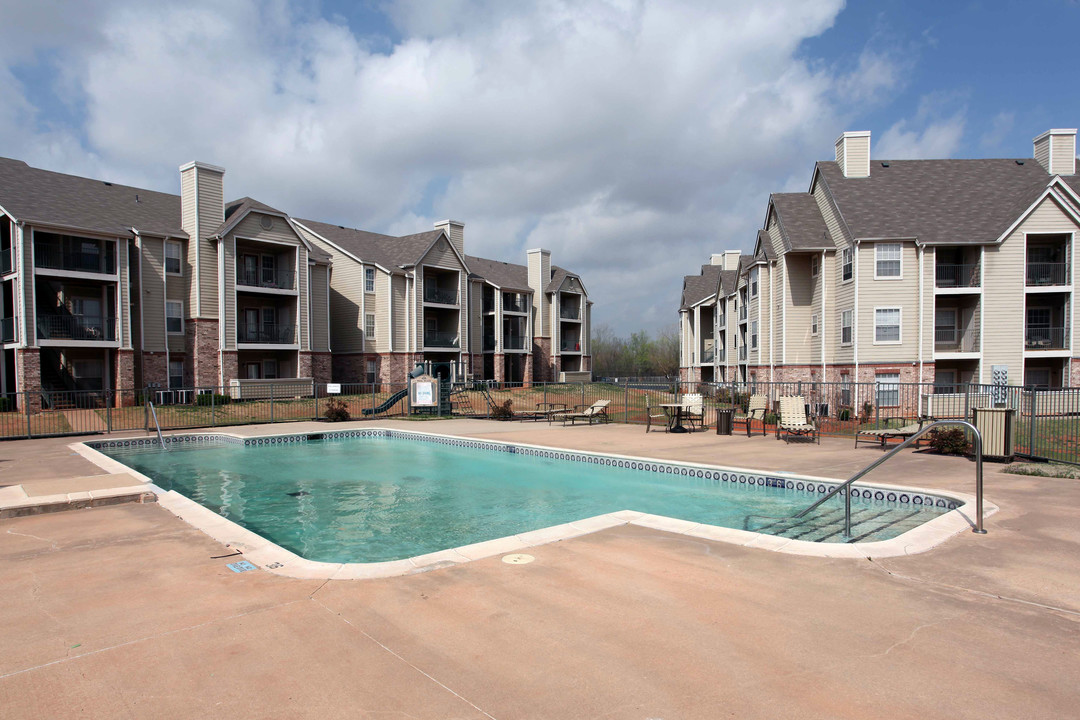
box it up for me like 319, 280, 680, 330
1, 380, 1077, 465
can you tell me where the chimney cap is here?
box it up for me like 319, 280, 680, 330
526, 248, 551, 255
835, 130, 871, 144
1033, 128, 1077, 143
178, 160, 226, 174
434, 219, 465, 227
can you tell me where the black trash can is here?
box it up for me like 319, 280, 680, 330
715, 407, 734, 436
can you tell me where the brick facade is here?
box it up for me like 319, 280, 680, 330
1071, 359, 1080, 387
187, 319, 220, 387
298, 351, 332, 384
493, 353, 505, 382
16, 348, 40, 412
532, 338, 553, 382
220, 351, 238, 387
114, 350, 135, 404
139, 351, 169, 389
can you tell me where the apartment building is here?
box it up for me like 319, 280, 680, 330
680, 128, 1080, 390
295, 218, 592, 384
0, 157, 332, 406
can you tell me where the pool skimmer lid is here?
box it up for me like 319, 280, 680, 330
502, 553, 534, 565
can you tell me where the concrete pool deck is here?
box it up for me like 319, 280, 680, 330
2, 419, 1079, 718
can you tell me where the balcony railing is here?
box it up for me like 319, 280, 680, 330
237, 322, 295, 344
561, 339, 582, 352
935, 263, 980, 288
717, 347, 725, 362
424, 331, 459, 348
717, 313, 726, 328
934, 327, 980, 353
1, 316, 15, 343
503, 296, 526, 313
1, 247, 12, 275
738, 345, 747, 361
560, 305, 580, 320
34, 243, 115, 274
1025, 326, 1068, 350
424, 287, 458, 305
237, 268, 295, 290
483, 335, 495, 351
36, 314, 116, 341
483, 299, 495, 313
504, 336, 527, 350
1026, 263, 1069, 287
701, 348, 715, 364
739, 305, 747, 322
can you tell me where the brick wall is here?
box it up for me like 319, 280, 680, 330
298, 352, 332, 383
532, 338, 553, 381
220, 351, 238, 386
1071, 359, 1080, 388
139, 351, 169, 389
187, 319, 220, 387
16, 348, 40, 411
493, 353, 505, 382
114, 350, 135, 405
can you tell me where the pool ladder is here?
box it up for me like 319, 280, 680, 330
147, 401, 166, 450
746, 420, 986, 541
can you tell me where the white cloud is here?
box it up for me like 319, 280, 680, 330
875, 93, 967, 160
0, 0, 914, 334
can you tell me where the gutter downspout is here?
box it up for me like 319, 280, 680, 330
821, 250, 827, 381
853, 242, 860, 386
918, 244, 924, 385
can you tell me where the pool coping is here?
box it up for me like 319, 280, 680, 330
71, 427, 998, 580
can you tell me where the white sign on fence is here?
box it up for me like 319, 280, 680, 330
414, 381, 435, 406
326, 383, 341, 395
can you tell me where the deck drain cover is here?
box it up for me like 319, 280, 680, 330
502, 554, 534, 565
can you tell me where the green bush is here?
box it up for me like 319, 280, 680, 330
0, 397, 11, 413
491, 399, 514, 420
324, 398, 350, 422
763, 412, 778, 425
838, 407, 851, 421
860, 402, 874, 423
196, 393, 231, 407
928, 428, 971, 455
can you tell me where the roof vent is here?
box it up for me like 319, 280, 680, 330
1015, 160, 1025, 165
103, 181, 112, 186
880, 162, 889, 168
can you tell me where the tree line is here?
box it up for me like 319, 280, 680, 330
590, 324, 680, 378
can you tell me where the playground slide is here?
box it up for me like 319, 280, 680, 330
361, 388, 409, 416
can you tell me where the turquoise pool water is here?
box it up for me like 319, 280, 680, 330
100, 435, 950, 563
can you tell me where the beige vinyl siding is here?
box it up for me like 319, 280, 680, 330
528, 253, 550, 338
195, 171, 222, 318
414, 273, 423, 348
857, 241, 919, 362
1034, 137, 1050, 173
772, 263, 784, 366
118, 239, 131, 348
221, 238, 236, 350
180, 171, 197, 315
299, 232, 367, 354
766, 215, 784, 258
844, 140, 869, 178
817, 252, 833, 365
1051, 134, 1074, 174
297, 245, 308, 350
391, 274, 406, 351
141, 237, 166, 351
420, 235, 463, 270
584, 302, 591, 357
920, 247, 935, 364
310, 264, 330, 352
784, 255, 815, 364
815, 179, 856, 364
746, 268, 761, 363
469, 281, 483, 353
376, 271, 390, 350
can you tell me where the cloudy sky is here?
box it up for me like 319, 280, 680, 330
3, 0, 1079, 334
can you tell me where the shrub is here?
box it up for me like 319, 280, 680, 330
928, 428, 971, 455
838, 407, 851, 422
324, 398, 350, 422
860, 402, 874, 423
196, 393, 230, 407
0, 397, 11, 413
763, 412, 778, 425
491, 399, 514, 420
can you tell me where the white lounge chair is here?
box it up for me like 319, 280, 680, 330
776, 396, 819, 443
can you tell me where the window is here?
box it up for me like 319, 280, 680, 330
366, 359, 377, 384
934, 370, 957, 395
244, 362, 261, 379
1025, 367, 1052, 389
875, 243, 902, 278
935, 308, 957, 344
840, 373, 851, 407
169, 360, 184, 389
875, 373, 900, 407
842, 247, 853, 281
364, 267, 375, 293
750, 320, 758, 349
841, 309, 853, 345
749, 267, 759, 298
811, 314, 819, 335
365, 312, 375, 340
874, 307, 901, 343
165, 241, 182, 275
166, 301, 183, 334
811, 255, 820, 277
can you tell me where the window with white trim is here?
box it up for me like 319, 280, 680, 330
364, 313, 375, 340
364, 267, 375, 293
875, 243, 902, 278
841, 309, 853, 345
749, 267, 759, 298
750, 320, 758, 349
165, 241, 182, 275
841, 247, 852, 281
366, 359, 377, 384
811, 255, 820, 277
811, 314, 819, 335
876, 372, 900, 407
169, 360, 184, 389
166, 301, 183, 334
874, 307, 901, 343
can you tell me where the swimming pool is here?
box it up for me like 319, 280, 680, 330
85, 429, 966, 569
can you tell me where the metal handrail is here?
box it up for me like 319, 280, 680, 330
794, 419, 985, 537
147, 401, 166, 449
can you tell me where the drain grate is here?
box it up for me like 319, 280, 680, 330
502, 554, 535, 565
227, 560, 257, 573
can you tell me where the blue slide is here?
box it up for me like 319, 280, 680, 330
361, 388, 409, 415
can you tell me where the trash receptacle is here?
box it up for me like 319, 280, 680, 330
973, 406, 1015, 460
715, 407, 734, 436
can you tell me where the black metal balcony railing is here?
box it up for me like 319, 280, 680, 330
483, 335, 495, 351
503, 296, 526, 313
739, 305, 748, 321
561, 339, 582, 352
424, 331, 459, 348
935, 263, 980, 288
504, 336, 527, 350
1026, 262, 1069, 286
738, 345, 747, 361
36, 314, 117, 341
236, 268, 295, 290
1, 316, 15, 343
237, 322, 295, 344
701, 348, 715, 364
1025, 326, 1068, 350
560, 305, 580, 320
1, 247, 12, 275
934, 327, 980, 353
424, 286, 458, 305
34, 244, 115, 274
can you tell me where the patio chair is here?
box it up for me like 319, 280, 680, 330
682, 393, 705, 432
745, 394, 768, 437
855, 416, 934, 450
645, 396, 668, 433
557, 399, 611, 426
776, 396, 819, 443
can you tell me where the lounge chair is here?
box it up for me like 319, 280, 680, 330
682, 393, 705, 431
557, 399, 611, 426
776, 396, 819, 443
855, 416, 934, 450
745, 394, 768, 437
645, 397, 668, 433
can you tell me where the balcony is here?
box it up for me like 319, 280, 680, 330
424, 330, 459, 348
935, 263, 980, 289
561, 339, 582, 352
502, 294, 526, 313
236, 268, 295, 291
701, 347, 715, 364
34, 243, 115, 275
1, 247, 12, 275
739, 305, 747, 322
717, 347, 725, 362
423, 286, 458, 305
237, 322, 295, 344
1026, 263, 1070, 287
934, 327, 980, 353
483, 335, 495, 351
36, 314, 116, 342
738, 345, 747, 362
483, 298, 495, 313
1025, 326, 1068, 350
504, 336, 527, 350
1, 316, 15, 343
717, 313, 726, 328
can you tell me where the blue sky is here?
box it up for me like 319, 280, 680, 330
1, 0, 1078, 334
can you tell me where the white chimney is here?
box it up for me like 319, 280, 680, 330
178, 161, 225, 317
710, 253, 724, 266
722, 250, 741, 271
835, 131, 871, 178
527, 248, 551, 337
434, 220, 465, 256
1033, 129, 1077, 176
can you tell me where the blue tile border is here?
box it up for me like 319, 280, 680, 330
88, 429, 959, 511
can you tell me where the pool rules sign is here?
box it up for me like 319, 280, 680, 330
410, 373, 438, 407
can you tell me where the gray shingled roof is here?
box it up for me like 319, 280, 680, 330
816, 158, 1061, 245
0, 157, 185, 237
465, 255, 531, 292
680, 264, 722, 309
719, 269, 738, 296
770, 193, 833, 251
296, 218, 446, 273
755, 229, 775, 260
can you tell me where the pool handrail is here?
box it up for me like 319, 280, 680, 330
794, 419, 985, 537
147, 400, 166, 450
